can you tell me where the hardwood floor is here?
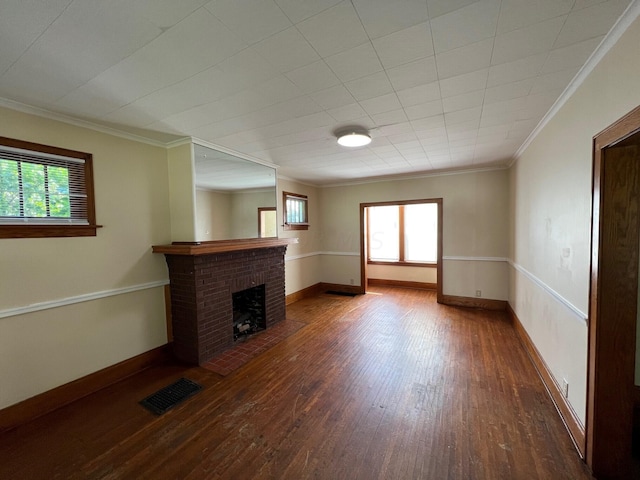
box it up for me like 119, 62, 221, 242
0, 287, 592, 479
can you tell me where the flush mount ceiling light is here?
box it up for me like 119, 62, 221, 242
336, 130, 371, 147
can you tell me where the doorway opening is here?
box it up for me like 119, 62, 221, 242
360, 198, 443, 302
588, 105, 640, 478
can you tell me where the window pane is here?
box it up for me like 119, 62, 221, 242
404, 203, 438, 262
0, 159, 20, 216
369, 205, 399, 261
286, 197, 307, 224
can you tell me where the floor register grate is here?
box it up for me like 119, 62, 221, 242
139, 377, 202, 415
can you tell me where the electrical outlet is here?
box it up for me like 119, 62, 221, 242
350, 278, 354, 285
562, 379, 569, 398
475, 290, 481, 297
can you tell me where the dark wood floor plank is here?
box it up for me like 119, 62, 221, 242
0, 287, 592, 479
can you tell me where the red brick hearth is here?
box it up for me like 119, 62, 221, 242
153, 238, 294, 365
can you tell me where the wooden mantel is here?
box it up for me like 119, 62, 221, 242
152, 237, 297, 256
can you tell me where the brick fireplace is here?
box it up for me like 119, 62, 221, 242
152, 238, 294, 365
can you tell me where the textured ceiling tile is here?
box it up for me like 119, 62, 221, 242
310, 85, 357, 109
274, 0, 342, 23
427, 0, 479, 19
435, 38, 494, 80
204, 0, 291, 45
442, 90, 485, 113
439, 68, 488, 98
252, 27, 320, 73
497, 0, 573, 34
542, 36, 603, 74
486, 52, 547, 87
483, 78, 533, 104
0, 0, 72, 75
404, 99, 444, 121
372, 22, 434, 70
387, 57, 438, 91
430, 0, 501, 54
296, 1, 369, 57
360, 92, 403, 116
352, 0, 429, 39
396, 82, 441, 107
324, 42, 383, 82
491, 16, 566, 65
554, 0, 630, 48
285, 60, 341, 94
344, 71, 395, 101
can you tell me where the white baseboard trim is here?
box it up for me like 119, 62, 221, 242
0, 280, 169, 319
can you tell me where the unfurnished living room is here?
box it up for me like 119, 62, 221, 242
1, 1, 640, 479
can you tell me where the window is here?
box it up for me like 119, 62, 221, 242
283, 191, 308, 231
0, 136, 99, 238
367, 201, 438, 265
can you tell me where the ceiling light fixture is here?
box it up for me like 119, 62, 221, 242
337, 130, 371, 147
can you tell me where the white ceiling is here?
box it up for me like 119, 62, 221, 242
0, 0, 633, 185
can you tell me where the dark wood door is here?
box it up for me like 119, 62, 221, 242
589, 136, 640, 478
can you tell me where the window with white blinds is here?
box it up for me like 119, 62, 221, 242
0, 136, 98, 238
283, 191, 308, 231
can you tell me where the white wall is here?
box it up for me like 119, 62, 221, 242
319, 169, 509, 299
509, 13, 640, 425
0, 107, 172, 409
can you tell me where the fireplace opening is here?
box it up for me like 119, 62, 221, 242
233, 285, 266, 340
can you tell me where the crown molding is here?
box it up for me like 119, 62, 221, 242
511, 0, 640, 166
320, 165, 508, 188
0, 97, 184, 148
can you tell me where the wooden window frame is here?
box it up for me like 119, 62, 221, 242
366, 200, 438, 267
0, 136, 100, 239
282, 191, 309, 231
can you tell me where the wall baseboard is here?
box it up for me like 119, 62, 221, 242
441, 294, 507, 310
367, 278, 436, 290
0, 344, 171, 433
285, 283, 325, 305
286, 282, 366, 305
507, 304, 586, 458
320, 282, 364, 295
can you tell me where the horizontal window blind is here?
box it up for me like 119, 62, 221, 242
0, 145, 89, 225
285, 194, 308, 225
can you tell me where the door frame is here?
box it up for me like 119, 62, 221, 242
359, 198, 443, 302
588, 105, 640, 476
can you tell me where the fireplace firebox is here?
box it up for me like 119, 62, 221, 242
152, 238, 294, 365
233, 284, 266, 340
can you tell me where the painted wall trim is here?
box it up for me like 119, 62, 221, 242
0, 280, 169, 319
285, 251, 360, 262
509, 261, 587, 322
512, 1, 640, 164
0, 97, 178, 148
443, 256, 509, 262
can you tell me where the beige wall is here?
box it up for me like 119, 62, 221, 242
367, 264, 437, 284
0, 107, 172, 409
278, 178, 322, 294
195, 189, 231, 241
167, 142, 196, 242
509, 15, 640, 424
230, 190, 277, 239
319, 169, 509, 299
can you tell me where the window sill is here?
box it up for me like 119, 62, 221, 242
367, 260, 437, 268
283, 224, 309, 231
0, 224, 102, 239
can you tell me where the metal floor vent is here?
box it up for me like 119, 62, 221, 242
140, 377, 202, 415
